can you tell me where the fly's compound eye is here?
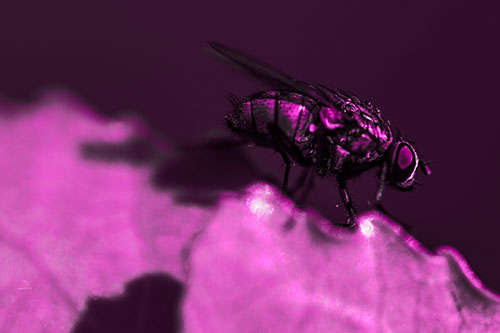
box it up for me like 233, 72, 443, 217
389, 141, 419, 189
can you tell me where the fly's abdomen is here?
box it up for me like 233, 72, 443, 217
226, 90, 317, 148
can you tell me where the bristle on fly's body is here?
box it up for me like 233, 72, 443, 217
224, 91, 241, 109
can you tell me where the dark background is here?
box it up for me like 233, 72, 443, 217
1, 0, 499, 295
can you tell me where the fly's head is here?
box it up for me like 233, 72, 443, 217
387, 139, 431, 191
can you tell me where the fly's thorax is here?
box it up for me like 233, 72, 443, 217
319, 94, 393, 155
350, 104, 392, 153
310, 125, 387, 177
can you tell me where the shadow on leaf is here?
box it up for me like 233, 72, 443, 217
80, 136, 279, 206
72, 273, 183, 333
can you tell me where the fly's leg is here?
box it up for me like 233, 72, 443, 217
373, 162, 398, 215
374, 162, 388, 204
268, 124, 312, 196
374, 162, 414, 233
374, 162, 392, 215
337, 175, 357, 226
269, 126, 293, 194
278, 150, 292, 194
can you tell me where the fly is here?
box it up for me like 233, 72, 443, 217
208, 42, 432, 226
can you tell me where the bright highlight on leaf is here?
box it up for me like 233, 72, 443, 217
246, 184, 275, 218
359, 217, 375, 238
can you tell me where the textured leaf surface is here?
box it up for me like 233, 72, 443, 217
0, 92, 206, 332
183, 187, 500, 332
0, 91, 499, 332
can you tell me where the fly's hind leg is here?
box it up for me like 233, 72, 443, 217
337, 175, 357, 226
268, 124, 312, 197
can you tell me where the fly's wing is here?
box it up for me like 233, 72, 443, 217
208, 42, 334, 106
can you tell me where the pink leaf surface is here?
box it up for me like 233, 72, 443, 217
184, 184, 500, 332
1, 90, 499, 332
0, 91, 207, 332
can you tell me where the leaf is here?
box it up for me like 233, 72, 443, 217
0, 91, 206, 332
0, 90, 499, 332
183, 184, 500, 332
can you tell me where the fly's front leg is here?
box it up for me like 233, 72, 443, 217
374, 162, 413, 232
337, 175, 357, 225
375, 162, 388, 205
374, 162, 395, 216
